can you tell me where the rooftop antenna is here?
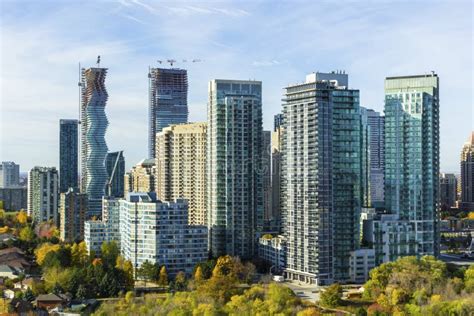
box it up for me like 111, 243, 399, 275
96, 55, 101, 67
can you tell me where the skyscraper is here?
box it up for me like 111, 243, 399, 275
360, 108, 385, 208
155, 122, 207, 225
460, 132, 474, 211
207, 79, 264, 258
383, 73, 439, 257
263, 130, 272, 221
282, 72, 361, 284
59, 187, 87, 242
148, 68, 188, 158
59, 119, 79, 193
105, 151, 125, 198
27, 166, 59, 224
0, 161, 20, 188
271, 114, 283, 222
439, 173, 457, 209
80, 67, 109, 218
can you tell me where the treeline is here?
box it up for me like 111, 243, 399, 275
94, 255, 318, 315
363, 256, 474, 315
32, 241, 134, 299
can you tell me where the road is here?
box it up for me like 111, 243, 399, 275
281, 280, 320, 302
439, 253, 474, 266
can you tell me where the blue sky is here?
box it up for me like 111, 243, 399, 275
0, 0, 472, 172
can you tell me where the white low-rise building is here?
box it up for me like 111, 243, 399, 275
258, 235, 286, 272
349, 249, 375, 284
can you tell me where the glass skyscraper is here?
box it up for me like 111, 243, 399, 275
105, 151, 125, 198
383, 73, 439, 258
282, 72, 361, 285
207, 79, 264, 259
148, 68, 188, 158
80, 67, 109, 218
460, 132, 474, 211
59, 119, 79, 193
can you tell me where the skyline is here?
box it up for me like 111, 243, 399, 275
1, 0, 473, 172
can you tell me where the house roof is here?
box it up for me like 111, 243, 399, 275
0, 247, 25, 256
0, 264, 17, 273
35, 293, 67, 302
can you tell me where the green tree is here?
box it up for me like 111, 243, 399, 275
19, 226, 35, 242
320, 283, 343, 308
71, 241, 89, 266
465, 265, 474, 293
24, 288, 35, 302
101, 241, 119, 267
137, 260, 155, 286
174, 271, 186, 291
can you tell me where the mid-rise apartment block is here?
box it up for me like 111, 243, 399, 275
27, 167, 59, 224
155, 122, 207, 225
439, 173, 458, 209
119, 194, 207, 276
59, 188, 87, 242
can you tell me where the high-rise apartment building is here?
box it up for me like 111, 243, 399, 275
0, 162, 20, 188
148, 68, 188, 158
383, 73, 440, 258
274, 113, 283, 131
27, 167, 59, 224
155, 122, 207, 225
118, 193, 207, 276
59, 188, 87, 242
80, 67, 109, 218
59, 119, 79, 193
439, 173, 457, 209
105, 151, 125, 198
360, 108, 385, 208
263, 130, 272, 221
207, 79, 264, 258
0, 187, 27, 210
460, 132, 474, 211
282, 72, 361, 284
124, 159, 156, 194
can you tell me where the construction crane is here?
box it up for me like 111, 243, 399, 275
157, 58, 203, 67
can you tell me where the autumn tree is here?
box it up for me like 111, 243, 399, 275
16, 210, 28, 225
174, 271, 186, 291
158, 266, 168, 287
34, 242, 61, 265
194, 266, 204, 283
19, 226, 35, 242
71, 241, 89, 266
320, 283, 343, 308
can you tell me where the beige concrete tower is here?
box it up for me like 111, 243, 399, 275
124, 159, 156, 194
155, 122, 207, 225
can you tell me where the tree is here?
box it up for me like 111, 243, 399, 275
465, 265, 474, 293
194, 266, 204, 282
76, 284, 87, 299
101, 241, 119, 267
19, 226, 35, 242
34, 243, 61, 265
71, 242, 89, 266
137, 260, 156, 286
158, 266, 168, 287
24, 288, 35, 302
174, 271, 186, 291
320, 283, 343, 308
16, 210, 28, 225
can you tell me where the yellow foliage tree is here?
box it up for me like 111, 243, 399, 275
468, 212, 474, 220
194, 266, 203, 282
158, 266, 168, 287
71, 242, 89, 266
16, 210, 28, 225
0, 226, 9, 234
34, 243, 61, 265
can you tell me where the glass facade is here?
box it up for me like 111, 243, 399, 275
105, 151, 125, 198
59, 119, 78, 193
282, 73, 361, 284
207, 79, 264, 259
148, 68, 188, 158
384, 74, 439, 257
80, 67, 109, 218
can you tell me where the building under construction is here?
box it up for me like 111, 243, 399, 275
148, 68, 188, 158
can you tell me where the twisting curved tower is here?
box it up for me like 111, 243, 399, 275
80, 67, 109, 218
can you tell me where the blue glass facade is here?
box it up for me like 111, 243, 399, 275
148, 68, 188, 158
105, 151, 125, 198
59, 119, 78, 193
